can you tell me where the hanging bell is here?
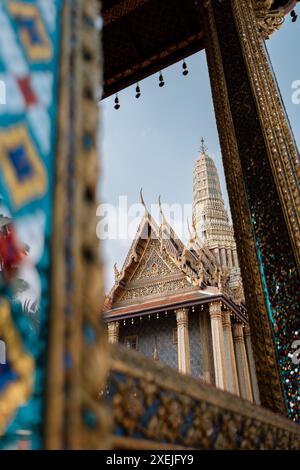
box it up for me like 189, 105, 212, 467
182, 60, 189, 76
135, 83, 141, 99
291, 10, 297, 22
159, 71, 165, 87
114, 94, 120, 110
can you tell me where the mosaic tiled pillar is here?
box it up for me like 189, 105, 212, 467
209, 302, 227, 390
108, 321, 119, 344
244, 326, 261, 405
233, 323, 253, 402
0, 0, 64, 449
222, 310, 240, 395
0, 0, 109, 449
176, 308, 191, 375
201, 0, 300, 420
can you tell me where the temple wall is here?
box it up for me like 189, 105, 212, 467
119, 314, 178, 370
118, 310, 215, 380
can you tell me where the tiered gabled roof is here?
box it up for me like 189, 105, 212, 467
104, 198, 243, 314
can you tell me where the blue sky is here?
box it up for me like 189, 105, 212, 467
99, 16, 300, 290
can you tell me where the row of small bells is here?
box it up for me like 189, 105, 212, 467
114, 7, 299, 110
121, 302, 245, 326
114, 60, 189, 110
291, 9, 298, 23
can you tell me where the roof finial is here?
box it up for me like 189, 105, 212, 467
140, 188, 147, 212
113, 262, 120, 280
200, 137, 208, 155
158, 195, 168, 228
187, 217, 193, 240
158, 195, 164, 218
152, 337, 159, 361
192, 216, 197, 236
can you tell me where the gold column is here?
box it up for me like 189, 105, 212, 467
220, 248, 227, 267
176, 308, 191, 375
233, 250, 239, 268
227, 250, 233, 269
107, 321, 119, 344
244, 326, 260, 405
209, 302, 227, 390
214, 248, 221, 265
199, 310, 213, 384
233, 323, 253, 402
222, 310, 240, 395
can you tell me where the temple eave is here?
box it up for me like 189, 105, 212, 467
104, 289, 247, 323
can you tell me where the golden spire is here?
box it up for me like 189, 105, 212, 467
140, 188, 147, 212
158, 195, 166, 223
200, 137, 208, 155
113, 262, 120, 280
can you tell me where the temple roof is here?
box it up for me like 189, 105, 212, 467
104, 204, 244, 315
101, 0, 296, 98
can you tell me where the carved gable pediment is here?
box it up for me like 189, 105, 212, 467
115, 239, 192, 306
133, 240, 179, 281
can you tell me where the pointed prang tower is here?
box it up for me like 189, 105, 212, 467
193, 139, 241, 289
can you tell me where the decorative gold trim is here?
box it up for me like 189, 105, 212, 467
0, 300, 34, 436
0, 126, 47, 209
233, 0, 300, 269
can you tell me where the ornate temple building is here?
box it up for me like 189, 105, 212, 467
1, 0, 299, 450
104, 145, 260, 403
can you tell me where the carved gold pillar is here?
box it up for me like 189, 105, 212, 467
227, 250, 233, 269
233, 323, 253, 402
209, 302, 227, 390
214, 248, 221, 265
108, 321, 119, 344
220, 248, 227, 267
199, 310, 213, 384
200, 0, 300, 416
222, 311, 240, 395
244, 326, 260, 405
176, 308, 191, 375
